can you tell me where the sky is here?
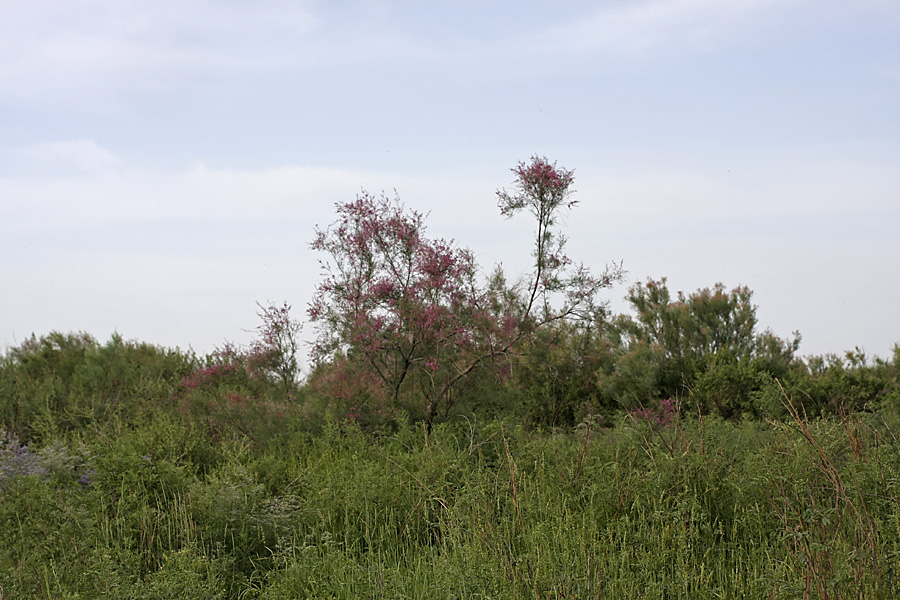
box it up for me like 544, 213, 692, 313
2, 0, 899, 366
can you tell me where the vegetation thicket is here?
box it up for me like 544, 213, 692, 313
1, 157, 898, 598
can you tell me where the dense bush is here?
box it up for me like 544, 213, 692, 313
784, 346, 899, 416
513, 319, 614, 427
594, 279, 803, 418
0, 332, 195, 441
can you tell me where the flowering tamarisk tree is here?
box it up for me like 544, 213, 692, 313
308, 157, 623, 424
496, 155, 624, 328
307, 191, 510, 422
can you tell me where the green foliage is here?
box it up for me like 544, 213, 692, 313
597, 279, 802, 418
0, 331, 194, 441
786, 346, 897, 416
2, 393, 898, 598
514, 320, 614, 427
693, 352, 767, 418
174, 345, 299, 446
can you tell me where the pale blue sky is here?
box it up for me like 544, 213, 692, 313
2, 0, 899, 363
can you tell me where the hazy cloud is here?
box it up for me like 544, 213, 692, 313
0, 0, 429, 108
16, 139, 122, 173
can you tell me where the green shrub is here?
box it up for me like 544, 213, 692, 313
0, 332, 194, 441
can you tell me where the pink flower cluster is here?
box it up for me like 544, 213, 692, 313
496, 155, 577, 218
628, 397, 677, 428
307, 192, 489, 369
178, 362, 239, 391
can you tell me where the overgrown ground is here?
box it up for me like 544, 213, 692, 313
2, 395, 899, 599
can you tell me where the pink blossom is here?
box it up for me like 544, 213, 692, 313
307, 159, 624, 424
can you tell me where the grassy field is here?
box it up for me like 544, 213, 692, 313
2, 395, 898, 599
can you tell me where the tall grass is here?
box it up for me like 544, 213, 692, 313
1, 395, 898, 599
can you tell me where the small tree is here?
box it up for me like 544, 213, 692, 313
249, 301, 303, 398
496, 156, 623, 327
308, 157, 623, 425
617, 279, 759, 388
601, 278, 802, 416
307, 191, 502, 423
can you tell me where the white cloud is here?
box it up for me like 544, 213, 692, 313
0, 0, 432, 108
1, 165, 365, 234
5, 140, 896, 249
18, 139, 122, 173
486, 0, 898, 61
3, 0, 894, 112
492, 0, 787, 58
